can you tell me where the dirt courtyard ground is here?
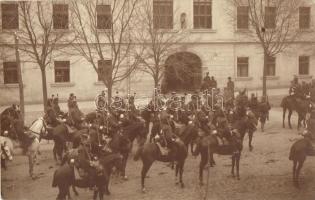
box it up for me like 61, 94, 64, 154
1, 108, 315, 200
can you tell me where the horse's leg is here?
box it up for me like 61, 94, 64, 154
297, 113, 301, 130
292, 160, 297, 185
248, 130, 253, 151
72, 185, 78, 196
231, 154, 235, 178
98, 186, 104, 200
209, 152, 215, 167
179, 161, 185, 188
199, 152, 208, 185
175, 162, 179, 185
295, 160, 305, 188
236, 153, 241, 180
288, 110, 293, 129
121, 152, 129, 180
141, 160, 153, 193
93, 190, 98, 200
283, 107, 286, 128
28, 153, 34, 178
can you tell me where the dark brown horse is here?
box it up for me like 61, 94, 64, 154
289, 135, 315, 188
193, 116, 250, 185
133, 136, 188, 192
53, 144, 123, 200
281, 96, 310, 129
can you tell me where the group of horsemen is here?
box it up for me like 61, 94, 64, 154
36, 86, 273, 156
1, 75, 315, 159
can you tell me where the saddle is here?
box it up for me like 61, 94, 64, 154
65, 124, 77, 134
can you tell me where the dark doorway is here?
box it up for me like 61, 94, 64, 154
162, 52, 202, 93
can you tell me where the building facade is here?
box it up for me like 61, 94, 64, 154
0, 0, 314, 105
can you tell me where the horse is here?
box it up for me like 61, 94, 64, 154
0, 136, 13, 170
281, 96, 310, 129
193, 116, 250, 185
53, 143, 123, 200
133, 131, 188, 192
289, 134, 315, 188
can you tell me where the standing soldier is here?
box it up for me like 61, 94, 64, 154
227, 77, 235, 99
258, 96, 271, 132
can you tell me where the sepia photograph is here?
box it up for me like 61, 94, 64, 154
0, 0, 315, 199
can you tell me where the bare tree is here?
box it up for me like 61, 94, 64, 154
230, 0, 309, 96
69, 0, 141, 103
134, 0, 188, 89
17, 2, 69, 111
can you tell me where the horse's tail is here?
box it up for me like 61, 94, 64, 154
133, 146, 143, 161
52, 170, 58, 187
280, 97, 287, 108
289, 144, 295, 161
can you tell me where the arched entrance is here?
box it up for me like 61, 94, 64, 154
162, 52, 202, 93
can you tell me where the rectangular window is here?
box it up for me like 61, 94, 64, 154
265, 7, 276, 29
193, 0, 212, 29
55, 61, 70, 83
97, 5, 111, 29
299, 56, 309, 75
98, 60, 112, 81
1, 3, 19, 30
299, 7, 310, 29
153, 0, 173, 29
3, 62, 18, 84
237, 6, 248, 29
53, 4, 69, 29
266, 56, 276, 76
237, 57, 249, 77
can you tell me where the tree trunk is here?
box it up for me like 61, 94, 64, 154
154, 75, 159, 88
14, 35, 25, 124
107, 83, 112, 105
262, 51, 268, 97
40, 67, 48, 112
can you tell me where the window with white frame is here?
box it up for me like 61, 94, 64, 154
299, 7, 310, 29
153, 0, 173, 29
3, 62, 18, 84
98, 60, 112, 81
97, 4, 111, 29
265, 7, 276, 29
299, 56, 309, 75
53, 4, 69, 29
193, 0, 212, 29
237, 57, 249, 77
237, 6, 249, 29
266, 56, 276, 76
1, 3, 19, 30
55, 61, 70, 83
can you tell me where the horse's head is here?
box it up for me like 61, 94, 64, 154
1, 141, 13, 161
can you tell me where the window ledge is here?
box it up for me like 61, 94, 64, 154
260, 76, 280, 80
298, 28, 314, 33
235, 77, 253, 81
94, 81, 105, 86
235, 29, 250, 33
0, 83, 22, 88
50, 82, 75, 87
297, 75, 312, 79
190, 29, 217, 33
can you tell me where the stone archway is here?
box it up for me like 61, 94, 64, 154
162, 52, 202, 93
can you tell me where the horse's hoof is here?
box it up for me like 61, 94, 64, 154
122, 176, 128, 181
181, 183, 185, 188
249, 146, 253, 151
142, 188, 146, 193
199, 181, 204, 186
237, 177, 240, 180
